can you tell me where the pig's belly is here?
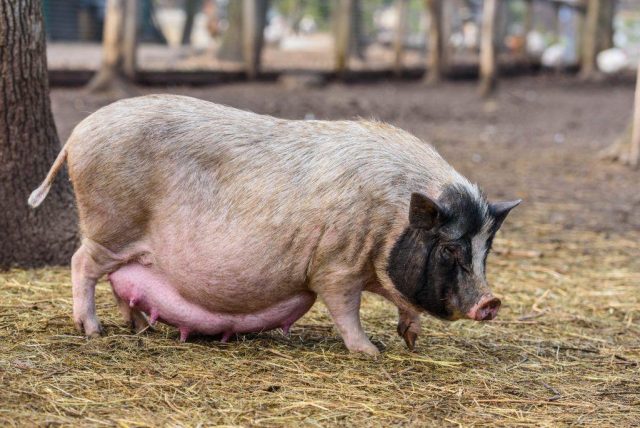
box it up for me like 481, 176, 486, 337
108, 263, 316, 341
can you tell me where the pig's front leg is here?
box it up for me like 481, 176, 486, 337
397, 308, 421, 351
315, 285, 379, 356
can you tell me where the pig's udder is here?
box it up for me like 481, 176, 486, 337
108, 263, 316, 341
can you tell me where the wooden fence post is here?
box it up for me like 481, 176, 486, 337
243, 0, 259, 79
522, 0, 534, 60
552, 1, 561, 42
123, 0, 139, 80
580, 0, 600, 78
334, 0, 353, 78
523, 0, 533, 37
86, 0, 135, 93
479, 0, 499, 96
629, 64, 640, 167
424, 0, 444, 83
394, 0, 409, 77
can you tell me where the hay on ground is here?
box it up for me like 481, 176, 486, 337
0, 204, 639, 426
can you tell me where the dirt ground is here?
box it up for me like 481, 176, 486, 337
1, 77, 639, 426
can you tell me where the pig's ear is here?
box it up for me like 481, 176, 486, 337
490, 199, 522, 230
409, 192, 442, 229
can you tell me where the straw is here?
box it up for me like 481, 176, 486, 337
1, 204, 638, 426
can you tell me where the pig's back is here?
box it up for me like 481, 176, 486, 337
67, 94, 463, 248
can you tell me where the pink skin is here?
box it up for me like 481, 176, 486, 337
466, 294, 501, 321
108, 263, 316, 341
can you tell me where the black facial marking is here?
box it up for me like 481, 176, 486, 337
436, 185, 486, 240
387, 184, 492, 319
387, 227, 439, 311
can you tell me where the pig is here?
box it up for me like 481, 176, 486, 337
29, 95, 520, 355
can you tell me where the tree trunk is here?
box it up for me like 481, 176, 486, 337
0, 0, 78, 268
424, 0, 444, 84
86, 0, 137, 95
479, 0, 499, 97
394, 0, 409, 77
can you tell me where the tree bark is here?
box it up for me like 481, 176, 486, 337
424, 0, 444, 84
0, 0, 78, 268
86, 0, 137, 95
479, 0, 499, 97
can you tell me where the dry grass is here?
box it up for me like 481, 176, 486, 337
1, 202, 639, 427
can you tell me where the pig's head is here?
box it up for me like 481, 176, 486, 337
388, 184, 520, 322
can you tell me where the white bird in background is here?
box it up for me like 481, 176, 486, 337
597, 48, 629, 74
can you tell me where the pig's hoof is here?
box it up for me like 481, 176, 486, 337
402, 331, 418, 351
131, 311, 150, 333
179, 326, 191, 342
74, 316, 103, 338
281, 323, 292, 336
346, 340, 380, 356
397, 321, 418, 351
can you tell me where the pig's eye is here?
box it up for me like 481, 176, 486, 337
441, 246, 457, 265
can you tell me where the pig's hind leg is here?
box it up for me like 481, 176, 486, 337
113, 292, 149, 333
71, 238, 140, 337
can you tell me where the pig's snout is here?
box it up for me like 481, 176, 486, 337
467, 295, 501, 321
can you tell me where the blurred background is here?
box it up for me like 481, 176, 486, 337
43, 0, 640, 80
2, 3, 639, 425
